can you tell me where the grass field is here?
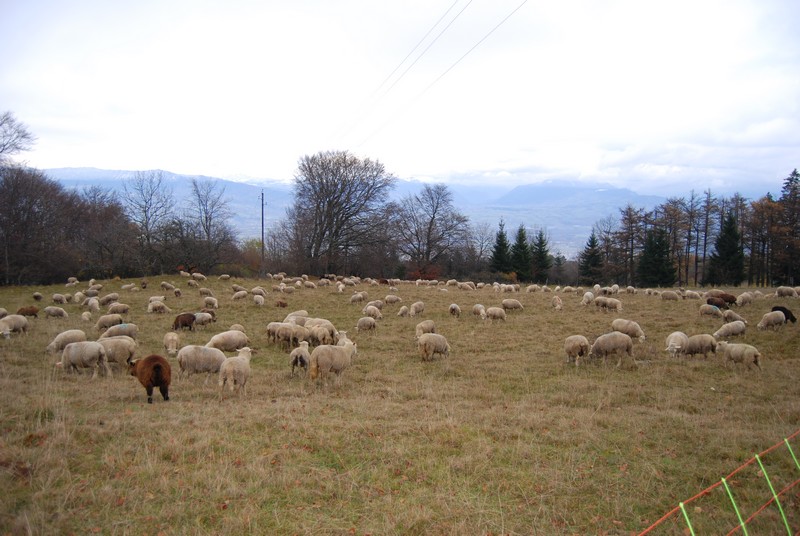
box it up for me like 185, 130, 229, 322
1, 277, 799, 535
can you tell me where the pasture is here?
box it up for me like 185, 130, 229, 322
1, 277, 799, 534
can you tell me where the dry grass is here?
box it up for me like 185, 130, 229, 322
1, 279, 800, 535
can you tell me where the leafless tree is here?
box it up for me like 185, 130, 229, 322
121, 170, 175, 275
0, 111, 36, 165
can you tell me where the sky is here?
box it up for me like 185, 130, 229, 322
1, 0, 798, 196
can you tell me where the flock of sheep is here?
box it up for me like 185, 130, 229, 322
1, 274, 796, 403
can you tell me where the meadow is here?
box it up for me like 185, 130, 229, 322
1, 276, 799, 535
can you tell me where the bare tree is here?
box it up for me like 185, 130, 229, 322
0, 111, 36, 165
121, 171, 174, 275
181, 178, 238, 273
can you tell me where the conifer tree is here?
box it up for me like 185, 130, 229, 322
509, 224, 532, 281
490, 219, 512, 274
636, 228, 675, 287
530, 229, 552, 283
704, 212, 746, 286
578, 231, 603, 285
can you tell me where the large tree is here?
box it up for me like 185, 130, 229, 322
286, 150, 396, 275
530, 229, 552, 283
121, 170, 175, 275
509, 225, 532, 281
490, 219, 512, 274
775, 169, 800, 285
180, 178, 238, 273
704, 212, 746, 286
578, 231, 603, 285
0, 111, 36, 165
636, 228, 675, 287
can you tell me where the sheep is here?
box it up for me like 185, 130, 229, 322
97, 335, 138, 367
771, 305, 797, 324
683, 334, 717, 359
610, 318, 646, 342
187, 279, 199, 288
0, 307, 6, 319
385, 295, 402, 305
43, 306, 68, 319
501, 298, 524, 311
253, 294, 265, 306
45, 329, 87, 355
160, 281, 175, 291
409, 301, 425, 317
603, 298, 623, 312
364, 300, 384, 311
580, 292, 594, 306
335, 330, 353, 346
229, 323, 245, 333
148, 295, 167, 304
98, 323, 139, 339
776, 286, 798, 298
147, 300, 172, 314
472, 304, 486, 318
204, 297, 219, 309
172, 312, 196, 331
86, 297, 100, 313
206, 330, 249, 352
660, 290, 680, 301
191, 272, 207, 281
199, 287, 214, 297
664, 331, 689, 358
713, 320, 746, 340
107, 302, 130, 315
98, 292, 120, 306
52, 293, 67, 304
699, 304, 724, 318
163, 332, 180, 357
363, 305, 383, 320
706, 297, 728, 310
551, 295, 563, 311
16, 305, 39, 318
349, 292, 367, 304
231, 290, 248, 301
308, 341, 358, 384
415, 319, 436, 339
356, 316, 377, 334
81, 311, 92, 322
716, 341, 762, 371
219, 347, 254, 398
397, 306, 409, 317
417, 333, 451, 361
289, 341, 310, 377
129, 354, 171, 403
564, 335, 590, 366
177, 345, 227, 382
757, 310, 785, 331
722, 309, 748, 324
449, 303, 461, 318
684, 290, 701, 299
193, 312, 215, 329
485, 306, 506, 322
735, 292, 754, 307
589, 332, 634, 367
0, 314, 29, 337
56, 341, 111, 379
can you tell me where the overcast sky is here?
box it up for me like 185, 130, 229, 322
1, 0, 798, 196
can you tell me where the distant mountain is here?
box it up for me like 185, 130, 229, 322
45, 168, 667, 258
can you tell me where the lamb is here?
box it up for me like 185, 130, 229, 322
409, 301, 425, 317
712, 320, 746, 340
193, 312, 215, 328
206, 330, 250, 352
0, 314, 29, 337
417, 333, 451, 361
449, 303, 461, 318
589, 332, 634, 367
683, 334, 717, 359
43, 306, 68, 319
660, 290, 680, 301
16, 305, 39, 318
219, 347, 254, 398
397, 306, 410, 317
177, 345, 227, 382
99, 323, 139, 339
415, 319, 436, 338
56, 341, 111, 378
699, 304, 724, 318
172, 312, 196, 331
563, 335, 590, 366
610, 318, 646, 342
580, 292, 594, 306
106, 302, 130, 315
484, 306, 506, 322
722, 309, 748, 324
163, 332, 180, 356
664, 331, 689, 358
94, 313, 123, 332
771, 305, 797, 324
335, 330, 353, 346
45, 329, 87, 355
308, 341, 357, 384
97, 335, 138, 367
501, 298, 524, 311
757, 310, 785, 331
289, 341, 310, 377
363, 305, 383, 320
716, 341, 762, 371
356, 316, 377, 334
551, 295, 563, 311
129, 354, 171, 403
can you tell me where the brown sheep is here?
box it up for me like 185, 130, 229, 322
16, 305, 39, 318
706, 297, 728, 310
128, 354, 171, 404
172, 312, 196, 331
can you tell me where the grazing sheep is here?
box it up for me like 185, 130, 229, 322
204, 297, 219, 309
98, 323, 139, 340
397, 305, 409, 317
43, 306, 68, 319
106, 302, 130, 315
409, 301, 425, 317
713, 320, 746, 340
349, 292, 367, 304
364, 300, 384, 311
771, 305, 796, 324
551, 295, 563, 311
664, 331, 689, 358
363, 305, 383, 320
199, 287, 214, 297
92, 313, 124, 332
356, 316, 377, 334
385, 295, 402, 305
723, 309, 748, 324
229, 323, 246, 333
699, 304, 724, 318
611, 318, 646, 342
52, 293, 66, 304
415, 319, 436, 338
193, 312, 215, 329
0, 314, 29, 337
191, 272, 207, 281
335, 330, 353, 346
57, 341, 111, 378
564, 335, 590, 366
148, 295, 167, 304
231, 290, 248, 301
684, 290, 701, 300
309, 341, 358, 384
580, 292, 594, 306
776, 286, 798, 298
253, 294, 265, 306
206, 330, 250, 352
45, 329, 87, 355
0, 307, 6, 319
684, 334, 717, 359
417, 333, 451, 361
589, 332, 634, 367
716, 341, 762, 371
449, 303, 461, 318
757, 310, 785, 331
706, 297, 728, 310
177, 345, 227, 382
604, 298, 623, 312
98, 336, 138, 367
219, 347, 254, 398
172, 312, 196, 331
85, 297, 100, 313
472, 304, 486, 318
32, 291, 43, 301
98, 293, 120, 306
485, 306, 506, 322
163, 332, 180, 357
660, 290, 680, 301
289, 341, 310, 377
16, 305, 39, 318
735, 292, 754, 307
129, 354, 171, 403
501, 298, 524, 311
147, 300, 172, 314
80, 311, 92, 322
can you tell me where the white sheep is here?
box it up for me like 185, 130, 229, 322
684, 290, 701, 299
194, 312, 215, 328
449, 303, 461, 318
735, 292, 754, 307
199, 287, 214, 297
551, 295, 563, 311
45, 329, 87, 354
580, 292, 594, 306
660, 290, 680, 301
484, 306, 506, 322
0, 307, 7, 319
91, 313, 123, 332
289, 341, 311, 377
664, 331, 689, 358
206, 330, 250, 352
699, 304, 724, 318
417, 333, 451, 360
683, 334, 717, 358
80, 311, 92, 322
349, 292, 367, 304
610, 318, 646, 342
356, 316, 377, 334
231, 290, 248, 301
309, 341, 357, 384
409, 301, 425, 317
99, 323, 139, 339
472, 304, 486, 318
97, 335, 137, 367
415, 319, 436, 339
363, 305, 383, 320
253, 294, 265, 306
52, 293, 67, 304
385, 295, 402, 304
604, 298, 623, 312
335, 330, 352, 346
56, 341, 111, 378
723, 309, 748, 324
204, 297, 219, 309
397, 305, 409, 317
148, 295, 167, 304
43, 306, 69, 319
86, 297, 100, 313
564, 335, 590, 366
757, 310, 785, 331
776, 286, 798, 298
99, 292, 120, 306
364, 300, 384, 311
716, 341, 762, 371
501, 298, 524, 311
147, 300, 172, 314
589, 332, 634, 367
178, 345, 227, 383
107, 302, 130, 315
163, 332, 180, 357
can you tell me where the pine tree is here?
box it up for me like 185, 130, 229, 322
776, 169, 800, 284
530, 229, 552, 283
636, 228, 675, 287
578, 231, 603, 285
509, 224, 532, 281
704, 212, 746, 286
490, 220, 512, 274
